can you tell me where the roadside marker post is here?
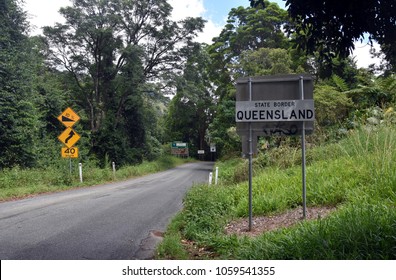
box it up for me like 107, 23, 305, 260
79, 163, 83, 183
112, 162, 116, 180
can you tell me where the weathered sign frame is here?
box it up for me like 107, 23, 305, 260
235, 74, 314, 230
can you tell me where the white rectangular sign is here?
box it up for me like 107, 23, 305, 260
235, 99, 314, 122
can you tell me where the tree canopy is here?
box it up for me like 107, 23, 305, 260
208, 1, 289, 98
43, 0, 205, 165
1, 0, 395, 168
282, 0, 396, 71
0, 0, 39, 168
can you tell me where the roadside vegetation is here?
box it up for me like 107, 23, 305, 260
156, 124, 396, 259
2, 0, 395, 260
0, 156, 192, 201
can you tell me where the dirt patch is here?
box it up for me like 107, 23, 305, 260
225, 206, 336, 237
180, 206, 337, 259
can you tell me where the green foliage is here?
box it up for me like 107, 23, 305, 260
0, 0, 41, 168
314, 84, 353, 126
285, 0, 396, 72
182, 184, 235, 240
156, 213, 190, 260
208, 1, 289, 91
235, 203, 396, 259
331, 74, 349, 92
158, 126, 396, 259
165, 45, 215, 158
346, 74, 396, 108
42, 0, 205, 166
237, 48, 294, 76
0, 155, 191, 201
208, 99, 241, 158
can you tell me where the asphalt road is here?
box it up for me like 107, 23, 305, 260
0, 161, 214, 260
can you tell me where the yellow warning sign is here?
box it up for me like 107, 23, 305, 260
58, 127, 81, 148
57, 107, 80, 127
61, 147, 79, 158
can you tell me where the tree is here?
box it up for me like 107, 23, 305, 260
208, 1, 289, 98
43, 0, 205, 164
346, 74, 396, 109
282, 0, 396, 71
0, 0, 40, 168
165, 44, 215, 157
236, 47, 294, 77
207, 2, 293, 157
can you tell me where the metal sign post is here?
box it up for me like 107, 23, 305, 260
69, 157, 72, 175
248, 77, 253, 231
300, 76, 307, 219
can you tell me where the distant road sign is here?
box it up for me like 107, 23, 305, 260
197, 150, 205, 154
58, 127, 81, 148
171, 142, 189, 156
57, 107, 80, 127
61, 147, 79, 158
172, 142, 187, 148
171, 148, 189, 156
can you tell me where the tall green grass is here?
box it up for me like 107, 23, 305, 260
157, 126, 396, 259
0, 155, 192, 201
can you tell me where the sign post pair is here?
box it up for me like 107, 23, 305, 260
236, 74, 315, 230
57, 107, 81, 158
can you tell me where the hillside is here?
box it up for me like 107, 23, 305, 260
157, 125, 396, 259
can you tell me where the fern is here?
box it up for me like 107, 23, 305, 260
332, 74, 349, 92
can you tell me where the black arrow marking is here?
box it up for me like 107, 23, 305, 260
65, 130, 75, 144
62, 115, 74, 122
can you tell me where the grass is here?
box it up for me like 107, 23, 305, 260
0, 155, 193, 201
156, 126, 396, 259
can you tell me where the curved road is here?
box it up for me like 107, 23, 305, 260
0, 161, 214, 260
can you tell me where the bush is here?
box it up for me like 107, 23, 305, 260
314, 85, 353, 126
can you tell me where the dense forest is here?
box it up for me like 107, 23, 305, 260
1, 0, 395, 170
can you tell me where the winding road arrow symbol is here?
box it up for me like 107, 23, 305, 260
58, 127, 80, 148
64, 130, 75, 144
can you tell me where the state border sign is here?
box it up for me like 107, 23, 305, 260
236, 74, 314, 155
235, 74, 315, 229
236, 100, 314, 122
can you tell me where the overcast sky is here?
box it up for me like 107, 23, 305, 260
22, 0, 379, 69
